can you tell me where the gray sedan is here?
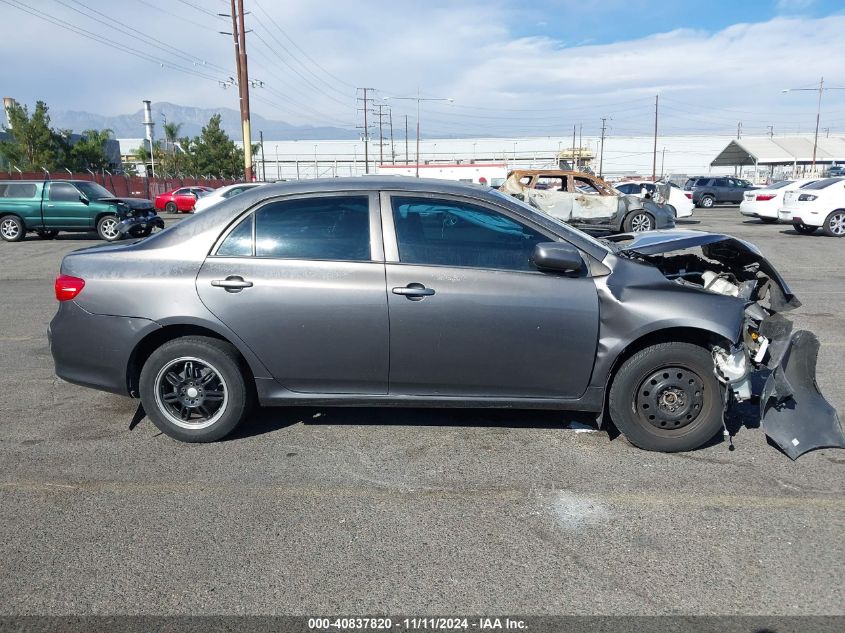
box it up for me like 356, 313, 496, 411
48, 177, 844, 457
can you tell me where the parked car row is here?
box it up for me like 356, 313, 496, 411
683, 176, 758, 208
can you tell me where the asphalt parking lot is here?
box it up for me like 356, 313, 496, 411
0, 207, 843, 616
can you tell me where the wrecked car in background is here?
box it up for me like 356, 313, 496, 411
47, 177, 843, 459
499, 169, 675, 233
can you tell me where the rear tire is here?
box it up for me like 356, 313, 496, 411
0, 215, 25, 242
793, 222, 817, 235
36, 229, 59, 239
139, 336, 249, 443
822, 209, 845, 237
96, 215, 121, 242
608, 342, 724, 453
699, 195, 715, 209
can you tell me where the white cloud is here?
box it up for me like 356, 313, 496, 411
1, 1, 844, 137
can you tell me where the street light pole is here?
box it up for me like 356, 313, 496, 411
384, 91, 453, 177
783, 77, 845, 169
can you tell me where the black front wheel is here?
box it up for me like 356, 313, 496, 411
608, 342, 724, 452
760, 217, 778, 224
139, 336, 250, 442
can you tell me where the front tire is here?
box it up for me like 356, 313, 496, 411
793, 221, 817, 235
96, 215, 121, 241
822, 209, 845, 237
760, 217, 778, 224
165, 201, 178, 213
624, 211, 655, 232
139, 336, 249, 442
608, 342, 724, 452
37, 229, 59, 239
0, 215, 25, 242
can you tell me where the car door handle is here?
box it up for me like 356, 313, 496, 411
392, 283, 435, 300
211, 276, 253, 292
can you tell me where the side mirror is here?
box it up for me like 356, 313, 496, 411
532, 242, 583, 274
79, 195, 89, 205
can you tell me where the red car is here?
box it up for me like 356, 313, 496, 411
154, 186, 214, 213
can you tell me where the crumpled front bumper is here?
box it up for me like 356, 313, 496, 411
760, 329, 845, 459
117, 212, 165, 236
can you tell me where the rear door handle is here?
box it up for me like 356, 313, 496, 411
211, 275, 253, 293
392, 283, 435, 301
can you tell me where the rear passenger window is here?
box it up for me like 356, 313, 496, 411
1, 183, 37, 198
217, 215, 254, 257
255, 196, 370, 260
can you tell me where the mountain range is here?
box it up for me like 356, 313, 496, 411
49, 102, 358, 141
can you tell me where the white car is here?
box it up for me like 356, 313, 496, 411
739, 179, 818, 223
778, 177, 845, 236
192, 183, 268, 213
613, 180, 694, 218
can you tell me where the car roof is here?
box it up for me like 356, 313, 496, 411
240, 176, 495, 197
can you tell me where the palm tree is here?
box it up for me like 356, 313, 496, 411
162, 122, 182, 176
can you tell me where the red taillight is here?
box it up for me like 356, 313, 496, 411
684, 192, 692, 199
55, 275, 85, 301
755, 194, 776, 201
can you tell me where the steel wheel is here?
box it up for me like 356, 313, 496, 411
0, 216, 23, 242
153, 356, 229, 430
823, 210, 845, 237
97, 215, 120, 241
635, 367, 705, 431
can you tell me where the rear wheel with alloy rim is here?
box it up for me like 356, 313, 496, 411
608, 342, 724, 452
793, 221, 817, 235
139, 336, 249, 442
700, 196, 715, 208
823, 209, 845, 237
97, 215, 121, 241
624, 211, 655, 232
0, 215, 25, 242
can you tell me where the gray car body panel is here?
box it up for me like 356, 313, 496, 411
46, 177, 784, 415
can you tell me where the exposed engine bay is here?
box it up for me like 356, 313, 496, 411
608, 230, 845, 459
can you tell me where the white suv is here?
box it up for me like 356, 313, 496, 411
778, 177, 845, 236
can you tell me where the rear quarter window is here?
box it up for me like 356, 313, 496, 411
802, 177, 844, 190
0, 183, 38, 198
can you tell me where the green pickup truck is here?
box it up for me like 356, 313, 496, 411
0, 179, 162, 242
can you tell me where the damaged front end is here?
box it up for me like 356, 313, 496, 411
611, 230, 845, 459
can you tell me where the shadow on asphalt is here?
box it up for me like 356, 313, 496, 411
228, 406, 601, 441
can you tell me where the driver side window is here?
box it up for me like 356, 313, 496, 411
391, 196, 551, 272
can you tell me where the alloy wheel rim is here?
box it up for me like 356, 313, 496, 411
1, 219, 19, 239
830, 213, 845, 235
631, 214, 652, 232
154, 356, 228, 429
101, 218, 118, 239
635, 366, 705, 431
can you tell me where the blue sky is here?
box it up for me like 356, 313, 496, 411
1, 0, 845, 137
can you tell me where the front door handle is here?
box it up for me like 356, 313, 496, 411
392, 282, 435, 301
211, 275, 253, 293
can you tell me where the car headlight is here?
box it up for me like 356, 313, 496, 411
798, 194, 818, 201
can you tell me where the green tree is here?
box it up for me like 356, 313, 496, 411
0, 101, 63, 171
161, 121, 183, 176
69, 128, 114, 172
190, 114, 243, 179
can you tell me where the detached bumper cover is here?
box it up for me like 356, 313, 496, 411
760, 329, 845, 459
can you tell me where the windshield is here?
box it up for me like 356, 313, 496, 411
75, 182, 114, 199
487, 189, 613, 253
802, 177, 845, 190
766, 180, 794, 190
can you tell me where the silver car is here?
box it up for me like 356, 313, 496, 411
48, 177, 844, 458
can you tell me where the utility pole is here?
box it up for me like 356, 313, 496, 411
356, 88, 375, 174
767, 125, 774, 138
737, 121, 742, 139
660, 147, 666, 180
404, 115, 409, 165
259, 130, 266, 181
389, 108, 395, 165
375, 104, 389, 166
599, 117, 608, 178
652, 94, 659, 181
384, 91, 452, 178
571, 124, 577, 169
227, 0, 253, 181
578, 123, 582, 170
